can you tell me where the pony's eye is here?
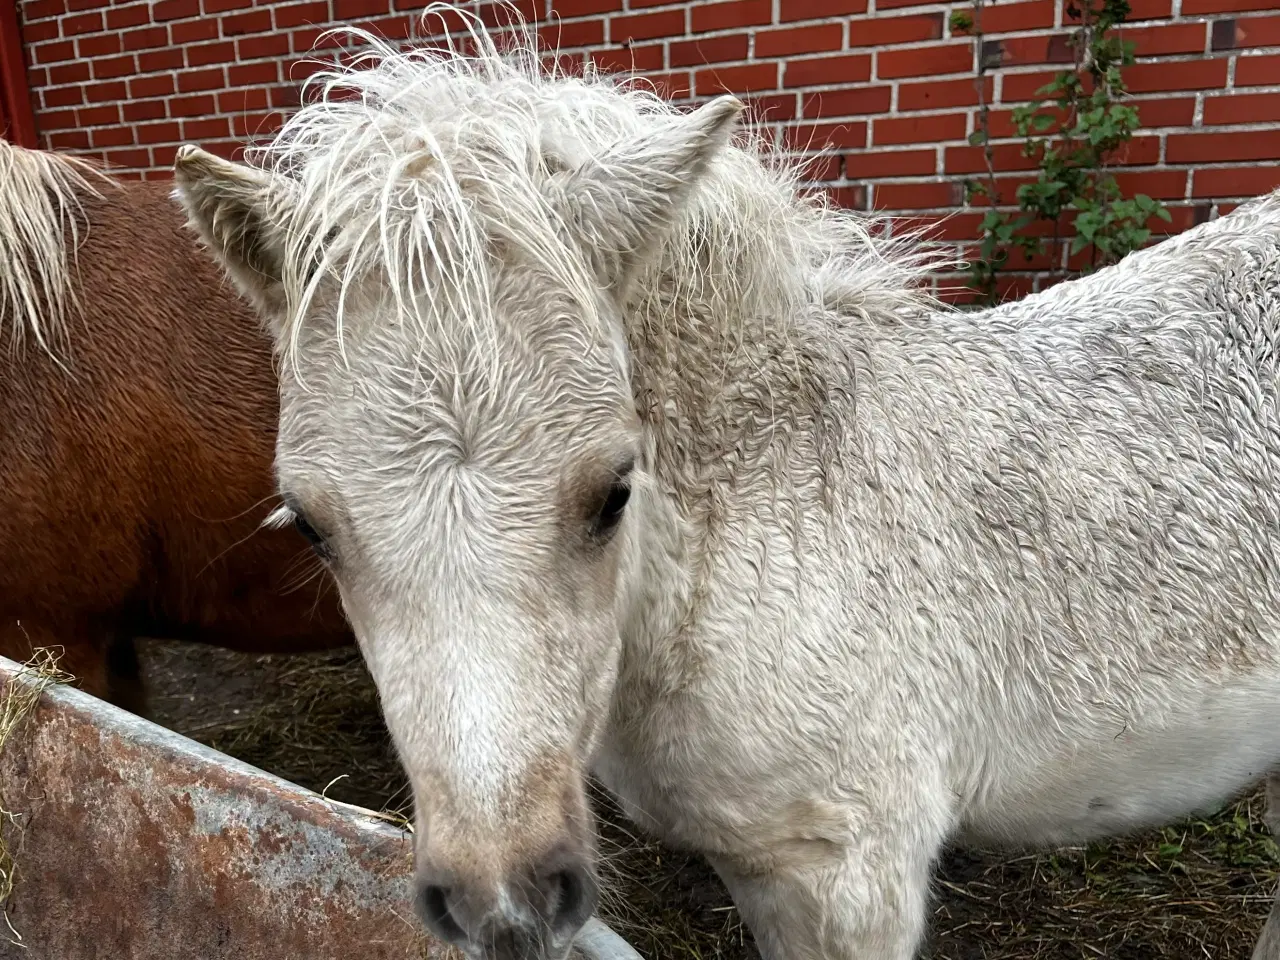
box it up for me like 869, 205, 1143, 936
592, 480, 631, 539
293, 512, 332, 560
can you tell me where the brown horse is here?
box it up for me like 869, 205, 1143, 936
0, 140, 353, 714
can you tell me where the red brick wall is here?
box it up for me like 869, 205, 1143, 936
14, 0, 1280, 296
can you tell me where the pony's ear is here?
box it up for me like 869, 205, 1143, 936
172, 144, 295, 326
552, 95, 743, 295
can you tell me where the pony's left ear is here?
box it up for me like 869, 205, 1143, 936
172, 145, 296, 327
551, 95, 743, 296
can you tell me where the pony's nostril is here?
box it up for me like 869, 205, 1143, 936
414, 883, 467, 945
547, 862, 598, 936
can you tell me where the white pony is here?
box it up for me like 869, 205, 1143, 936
173, 9, 1280, 958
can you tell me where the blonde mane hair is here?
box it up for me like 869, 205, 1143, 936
245, 3, 946, 375
0, 140, 108, 356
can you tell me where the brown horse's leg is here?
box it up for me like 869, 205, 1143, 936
104, 634, 148, 717
1254, 773, 1280, 960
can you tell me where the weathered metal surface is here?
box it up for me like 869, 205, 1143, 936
0, 656, 644, 960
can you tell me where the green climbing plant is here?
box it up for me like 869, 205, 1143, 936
953, 0, 1171, 303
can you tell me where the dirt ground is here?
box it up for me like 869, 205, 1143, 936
138, 639, 1278, 960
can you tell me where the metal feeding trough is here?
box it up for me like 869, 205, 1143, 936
0, 655, 644, 960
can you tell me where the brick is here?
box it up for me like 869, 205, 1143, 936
637, 71, 693, 99
898, 76, 992, 111
877, 43, 972, 79
670, 34, 749, 68
985, 105, 1067, 138
268, 84, 301, 108
873, 181, 963, 210
755, 23, 843, 57
799, 154, 842, 181
186, 41, 236, 66
947, 141, 1051, 174
824, 185, 867, 209
238, 33, 292, 59
1124, 58, 1228, 92
1234, 14, 1280, 47
802, 86, 893, 117
151, 144, 182, 166
231, 111, 287, 137
36, 108, 78, 132
77, 33, 122, 57
153, 0, 200, 19
83, 79, 126, 102
999, 69, 1063, 102
873, 112, 967, 146
783, 53, 872, 87
695, 62, 780, 95
849, 13, 944, 47
1167, 130, 1280, 163
135, 121, 182, 144
592, 43, 664, 73
48, 130, 91, 150
31, 40, 74, 64
780, 0, 867, 17
168, 94, 217, 116
746, 92, 797, 119
610, 9, 684, 43
92, 55, 137, 79
222, 9, 274, 35
985, 33, 1076, 67
91, 126, 137, 148
846, 148, 937, 178
1120, 22, 1208, 55
1192, 165, 1280, 198
176, 67, 227, 92
123, 99, 168, 122
332, 0, 390, 15
275, 1, 331, 27
183, 117, 232, 140
42, 86, 84, 108
24, 0, 67, 18
229, 61, 281, 86
106, 5, 151, 29
692, 0, 773, 33
77, 104, 120, 126
539, 18, 605, 48
784, 120, 868, 150
218, 87, 271, 112
1237, 54, 1280, 87
205, 0, 255, 9
61, 10, 103, 34
48, 61, 91, 85
102, 147, 152, 168
1133, 96, 1196, 127
123, 26, 169, 50
137, 48, 185, 72
1204, 92, 1280, 125
1184, 0, 1278, 13
171, 18, 219, 42
1113, 170, 1188, 200
977, 0, 1056, 34
22, 20, 59, 43
548, 0, 621, 14
129, 74, 176, 98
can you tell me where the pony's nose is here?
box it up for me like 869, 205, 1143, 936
415, 845, 598, 958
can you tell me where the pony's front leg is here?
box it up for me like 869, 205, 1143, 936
1253, 772, 1280, 960
710, 803, 947, 960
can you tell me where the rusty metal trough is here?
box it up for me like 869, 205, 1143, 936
0, 655, 643, 960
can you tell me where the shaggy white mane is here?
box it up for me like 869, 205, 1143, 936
0, 140, 106, 356
248, 2, 944, 369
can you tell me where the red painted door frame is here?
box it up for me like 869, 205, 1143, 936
0, 0, 37, 147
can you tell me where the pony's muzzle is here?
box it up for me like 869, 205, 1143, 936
415, 842, 599, 959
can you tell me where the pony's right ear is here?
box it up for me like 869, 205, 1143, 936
172, 145, 294, 326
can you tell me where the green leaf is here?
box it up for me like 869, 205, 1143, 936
968, 130, 989, 147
